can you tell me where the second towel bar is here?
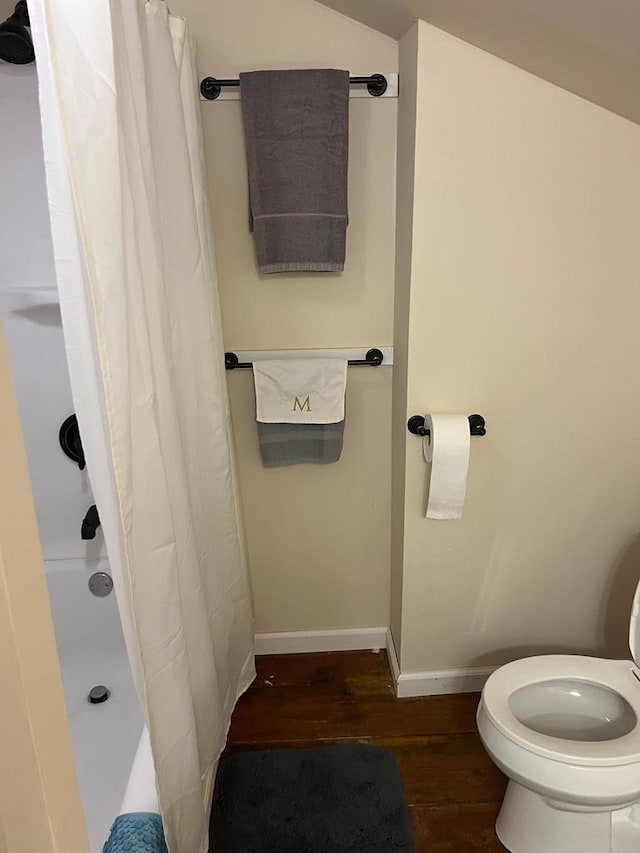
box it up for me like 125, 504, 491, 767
225, 348, 385, 370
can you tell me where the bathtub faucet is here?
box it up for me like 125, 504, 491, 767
81, 505, 101, 540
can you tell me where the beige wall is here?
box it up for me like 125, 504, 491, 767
171, 0, 398, 631
0, 319, 87, 853
394, 21, 640, 672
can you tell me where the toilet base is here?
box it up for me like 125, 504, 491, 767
496, 781, 640, 853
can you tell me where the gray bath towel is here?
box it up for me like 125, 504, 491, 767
258, 421, 345, 467
239, 69, 350, 273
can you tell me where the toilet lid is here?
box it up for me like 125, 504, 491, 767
630, 576, 640, 666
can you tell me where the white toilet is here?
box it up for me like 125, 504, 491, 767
477, 578, 640, 853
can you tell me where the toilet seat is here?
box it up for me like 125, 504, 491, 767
481, 655, 640, 767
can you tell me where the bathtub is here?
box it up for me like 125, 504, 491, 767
45, 558, 157, 851
0, 76, 159, 851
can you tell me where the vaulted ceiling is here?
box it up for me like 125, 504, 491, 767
314, 0, 640, 125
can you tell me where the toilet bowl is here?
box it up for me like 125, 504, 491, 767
477, 581, 640, 852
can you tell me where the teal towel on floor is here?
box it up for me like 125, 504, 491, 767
102, 813, 168, 853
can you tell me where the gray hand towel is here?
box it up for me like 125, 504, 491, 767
239, 69, 350, 274
258, 421, 345, 467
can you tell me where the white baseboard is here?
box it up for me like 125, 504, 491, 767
394, 665, 495, 698
254, 626, 387, 656
385, 627, 401, 687
254, 627, 495, 695
385, 628, 495, 698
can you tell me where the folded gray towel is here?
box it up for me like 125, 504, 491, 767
258, 421, 345, 467
240, 69, 350, 274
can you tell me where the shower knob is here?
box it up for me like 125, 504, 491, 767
59, 414, 86, 470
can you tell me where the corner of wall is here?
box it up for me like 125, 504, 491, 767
390, 22, 420, 665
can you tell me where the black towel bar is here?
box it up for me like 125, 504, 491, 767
225, 348, 385, 370
407, 414, 486, 437
201, 73, 388, 101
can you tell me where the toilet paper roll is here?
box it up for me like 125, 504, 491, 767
422, 414, 471, 519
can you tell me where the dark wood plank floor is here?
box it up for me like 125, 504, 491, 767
223, 649, 507, 851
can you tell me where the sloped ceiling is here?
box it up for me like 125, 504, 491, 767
314, 0, 640, 125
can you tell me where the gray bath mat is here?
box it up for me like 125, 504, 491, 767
209, 744, 416, 853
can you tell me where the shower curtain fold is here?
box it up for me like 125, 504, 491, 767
29, 2, 255, 852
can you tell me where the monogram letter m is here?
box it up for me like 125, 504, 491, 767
292, 395, 311, 413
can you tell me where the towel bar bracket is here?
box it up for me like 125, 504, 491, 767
355, 348, 384, 367
224, 352, 247, 370
224, 348, 385, 370
364, 74, 387, 97
408, 414, 486, 437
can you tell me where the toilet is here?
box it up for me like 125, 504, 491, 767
477, 578, 640, 853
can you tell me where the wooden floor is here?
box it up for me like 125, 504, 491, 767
223, 649, 507, 851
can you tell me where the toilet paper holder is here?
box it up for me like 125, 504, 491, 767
407, 414, 486, 437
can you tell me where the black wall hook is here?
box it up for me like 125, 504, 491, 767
408, 414, 486, 437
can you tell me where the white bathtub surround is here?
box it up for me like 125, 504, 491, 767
31, 3, 255, 852
46, 561, 143, 853
0, 286, 107, 565
120, 727, 159, 816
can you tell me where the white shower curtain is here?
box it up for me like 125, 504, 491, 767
29, 2, 255, 851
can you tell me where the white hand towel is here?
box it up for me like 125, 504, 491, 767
253, 358, 347, 424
